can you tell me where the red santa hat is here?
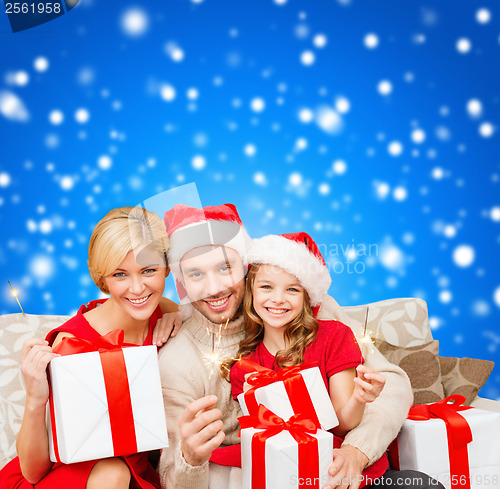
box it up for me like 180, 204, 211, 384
246, 232, 331, 309
164, 203, 252, 303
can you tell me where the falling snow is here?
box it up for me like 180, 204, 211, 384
121, 8, 149, 37
1, 0, 499, 399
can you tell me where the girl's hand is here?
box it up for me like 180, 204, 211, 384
153, 311, 183, 347
242, 373, 253, 393
352, 365, 385, 404
20, 338, 60, 409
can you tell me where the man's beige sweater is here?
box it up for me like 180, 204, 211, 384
157, 296, 412, 489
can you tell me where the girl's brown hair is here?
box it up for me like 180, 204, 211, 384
221, 264, 318, 380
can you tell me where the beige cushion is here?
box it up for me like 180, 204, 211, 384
0, 313, 69, 470
1, 298, 498, 472
374, 339, 445, 405
439, 356, 495, 405
342, 298, 433, 347
471, 396, 500, 413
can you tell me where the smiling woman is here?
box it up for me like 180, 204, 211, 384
0, 206, 178, 489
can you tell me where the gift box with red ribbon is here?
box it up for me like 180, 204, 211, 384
388, 395, 500, 489
236, 358, 338, 431
240, 405, 333, 489
47, 330, 169, 464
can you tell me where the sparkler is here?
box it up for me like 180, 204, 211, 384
204, 318, 230, 376
359, 306, 373, 356
8, 281, 35, 333
8, 281, 26, 315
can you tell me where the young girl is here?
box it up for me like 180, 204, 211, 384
228, 232, 388, 483
0, 206, 179, 489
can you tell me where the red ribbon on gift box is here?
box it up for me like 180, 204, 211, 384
237, 358, 321, 428
388, 395, 473, 489
239, 404, 321, 489
49, 329, 138, 462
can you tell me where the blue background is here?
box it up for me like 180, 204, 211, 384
1, 0, 499, 398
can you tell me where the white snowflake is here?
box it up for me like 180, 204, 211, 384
411, 128, 426, 144
388, 141, 403, 156
121, 8, 149, 37
244, 144, 257, 156
494, 287, 500, 308
393, 186, 408, 201
49, 110, 64, 125
452, 245, 475, 267
34, 56, 49, 72
476, 8, 491, 24
313, 34, 327, 48
456, 38, 471, 54
192, 155, 206, 170
298, 108, 314, 123
466, 99, 482, 118
60, 176, 75, 191
490, 206, 500, 222
0, 90, 30, 122
479, 122, 494, 138
378, 80, 392, 96
364, 33, 379, 49
75, 108, 90, 123
0, 172, 11, 187
253, 172, 267, 186
98, 155, 112, 170
250, 97, 265, 112
315, 106, 343, 134
332, 160, 347, 175
300, 51, 315, 66
160, 84, 176, 102
335, 97, 350, 114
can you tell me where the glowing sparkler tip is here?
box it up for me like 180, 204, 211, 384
8, 281, 26, 315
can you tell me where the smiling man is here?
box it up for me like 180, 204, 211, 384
179, 245, 245, 324
157, 203, 441, 489
157, 204, 251, 489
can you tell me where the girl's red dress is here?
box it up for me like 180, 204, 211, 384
0, 299, 163, 489
225, 319, 389, 486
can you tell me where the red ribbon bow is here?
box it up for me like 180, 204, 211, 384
49, 329, 138, 462
52, 329, 135, 355
239, 405, 321, 489
388, 395, 473, 489
238, 358, 321, 428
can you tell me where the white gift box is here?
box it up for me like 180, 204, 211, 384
238, 366, 338, 431
396, 407, 500, 489
241, 427, 333, 489
47, 345, 168, 464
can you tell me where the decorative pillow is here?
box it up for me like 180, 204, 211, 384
374, 339, 445, 405
343, 298, 432, 348
439, 356, 495, 405
0, 313, 69, 470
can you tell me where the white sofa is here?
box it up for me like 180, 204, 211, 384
1, 297, 498, 470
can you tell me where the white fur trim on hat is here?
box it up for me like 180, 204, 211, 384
247, 234, 331, 306
168, 220, 251, 268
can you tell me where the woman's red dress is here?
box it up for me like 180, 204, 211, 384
0, 299, 163, 489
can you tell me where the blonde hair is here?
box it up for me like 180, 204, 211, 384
221, 264, 318, 379
88, 207, 169, 294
